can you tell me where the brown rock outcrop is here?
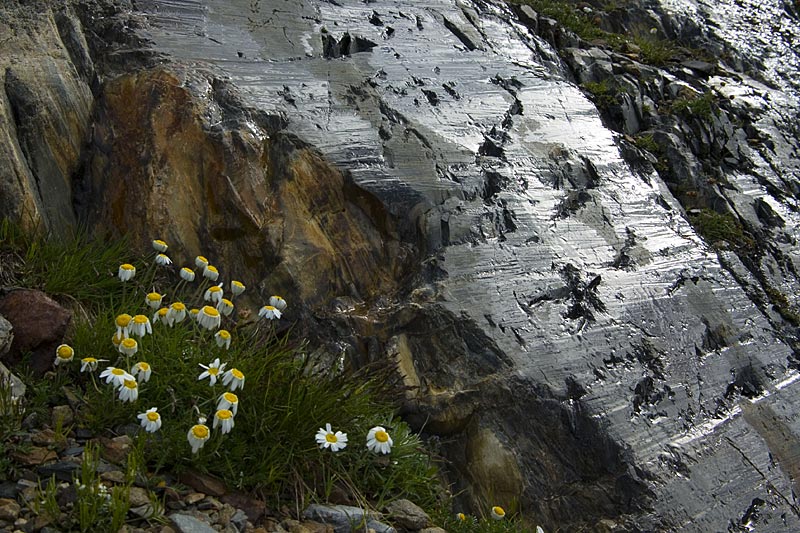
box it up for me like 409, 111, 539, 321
80, 66, 411, 316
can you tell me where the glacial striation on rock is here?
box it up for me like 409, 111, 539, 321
1, 0, 799, 530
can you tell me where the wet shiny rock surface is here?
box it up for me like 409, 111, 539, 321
126, 0, 800, 530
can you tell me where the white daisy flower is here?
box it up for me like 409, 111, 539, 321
198, 306, 221, 330
230, 280, 245, 297
115, 314, 132, 339
190, 308, 201, 322
258, 305, 281, 320
187, 424, 210, 454
491, 506, 506, 521
315, 423, 348, 452
118, 263, 136, 282
54, 344, 74, 366
80, 357, 103, 373
145, 292, 163, 310
137, 407, 161, 433
152, 239, 168, 252
203, 265, 219, 281
366, 426, 393, 455
111, 332, 124, 349
130, 315, 152, 337
217, 298, 234, 317
198, 358, 227, 386
215, 330, 232, 350
204, 284, 224, 303
118, 378, 139, 403
213, 409, 235, 434
216, 392, 239, 416
195, 256, 209, 269
167, 302, 187, 325
100, 367, 134, 388
153, 307, 170, 326
180, 267, 195, 282
155, 253, 172, 266
222, 368, 245, 391
118, 337, 138, 357
269, 295, 287, 311
132, 361, 152, 383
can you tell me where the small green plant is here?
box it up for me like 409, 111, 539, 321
633, 35, 675, 66
433, 506, 532, 532
633, 133, 660, 154
582, 80, 619, 110
32, 475, 61, 524
689, 209, 753, 251
670, 91, 716, 120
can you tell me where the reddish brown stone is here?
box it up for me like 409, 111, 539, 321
178, 470, 227, 497
0, 289, 71, 374
221, 491, 267, 523
11, 446, 57, 465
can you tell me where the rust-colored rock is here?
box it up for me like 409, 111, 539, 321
81, 67, 410, 330
178, 470, 226, 497
11, 446, 57, 466
220, 491, 267, 523
0, 289, 72, 374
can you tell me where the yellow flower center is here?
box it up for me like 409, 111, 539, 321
209, 286, 221, 293
192, 425, 209, 439
133, 315, 148, 324
218, 330, 231, 339
208, 368, 219, 376
265, 305, 277, 311
233, 281, 244, 289
190, 309, 200, 315
221, 299, 233, 307
121, 339, 137, 349
111, 368, 125, 376
223, 392, 238, 403
137, 362, 150, 371
172, 302, 186, 311
202, 306, 220, 317
153, 239, 167, 247
116, 314, 131, 327
146, 292, 161, 301
157, 308, 168, 317
123, 379, 137, 390
325, 433, 338, 443
492, 506, 505, 517
196, 256, 208, 264
57, 346, 73, 358
231, 369, 244, 380
83, 357, 97, 363
182, 267, 194, 275
120, 264, 134, 271
457, 513, 466, 521
112, 333, 123, 345
375, 430, 389, 443
217, 409, 232, 420
206, 265, 218, 273
146, 412, 159, 422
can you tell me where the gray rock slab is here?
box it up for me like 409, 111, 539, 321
303, 504, 396, 533
170, 513, 218, 533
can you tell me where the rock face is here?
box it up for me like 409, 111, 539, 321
0, 1, 94, 236
1, 0, 800, 531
